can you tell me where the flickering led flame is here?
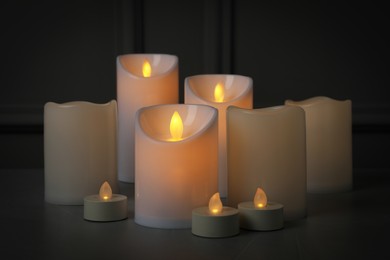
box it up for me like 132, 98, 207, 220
253, 187, 267, 208
169, 111, 183, 141
142, 60, 152, 77
214, 83, 224, 102
208, 192, 223, 214
99, 181, 112, 201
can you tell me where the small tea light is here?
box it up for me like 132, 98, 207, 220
238, 187, 284, 231
84, 181, 128, 222
192, 192, 239, 238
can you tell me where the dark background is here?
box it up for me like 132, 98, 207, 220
0, 0, 389, 171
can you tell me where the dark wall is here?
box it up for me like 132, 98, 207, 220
0, 0, 389, 170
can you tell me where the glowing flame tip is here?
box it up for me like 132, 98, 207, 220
208, 192, 223, 214
254, 187, 267, 208
99, 181, 112, 201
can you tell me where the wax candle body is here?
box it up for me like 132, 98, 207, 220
117, 54, 178, 183
44, 101, 118, 205
227, 106, 306, 221
184, 74, 253, 197
135, 104, 218, 229
285, 96, 352, 193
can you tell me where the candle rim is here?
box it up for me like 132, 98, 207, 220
185, 74, 253, 104
285, 96, 351, 107
118, 53, 178, 79
45, 100, 117, 110
136, 104, 218, 143
227, 105, 303, 116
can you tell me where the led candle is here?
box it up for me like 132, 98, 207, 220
117, 54, 178, 183
44, 101, 118, 205
192, 192, 239, 238
227, 106, 306, 221
285, 96, 352, 193
185, 74, 253, 197
238, 187, 284, 231
135, 104, 218, 229
84, 181, 128, 222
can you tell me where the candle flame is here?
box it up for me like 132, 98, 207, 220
169, 111, 183, 141
99, 181, 112, 201
208, 192, 223, 214
142, 60, 152, 77
214, 83, 224, 102
253, 187, 267, 208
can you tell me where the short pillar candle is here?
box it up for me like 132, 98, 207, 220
117, 54, 178, 183
135, 104, 218, 229
227, 105, 306, 221
185, 74, 253, 197
192, 193, 239, 238
238, 188, 284, 231
285, 96, 352, 193
44, 100, 118, 205
84, 181, 128, 222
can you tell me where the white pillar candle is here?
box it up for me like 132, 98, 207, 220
44, 100, 118, 205
285, 96, 353, 193
117, 54, 178, 183
135, 104, 218, 229
227, 106, 306, 221
184, 74, 253, 197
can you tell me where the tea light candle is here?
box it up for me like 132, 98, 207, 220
285, 96, 352, 193
192, 193, 239, 238
135, 104, 218, 229
185, 74, 253, 197
44, 100, 118, 205
227, 106, 306, 221
117, 54, 178, 183
84, 181, 128, 222
238, 188, 284, 231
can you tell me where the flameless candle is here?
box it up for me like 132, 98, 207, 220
285, 96, 352, 193
44, 101, 118, 205
238, 187, 284, 231
185, 74, 253, 197
227, 106, 306, 221
192, 192, 239, 238
135, 104, 218, 229
84, 181, 128, 222
117, 54, 178, 183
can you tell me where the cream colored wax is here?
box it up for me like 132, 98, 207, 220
44, 101, 118, 205
285, 96, 352, 193
227, 106, 306, 221
135, 104, 218, 229
184, 75, 252, 197
117, 54, 178, 183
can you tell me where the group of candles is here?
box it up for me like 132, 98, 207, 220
44, 54, 352, 238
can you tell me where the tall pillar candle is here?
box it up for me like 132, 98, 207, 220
227, 106, 306, 221
184, 74, 253, 197
285, 96, 352, 193
135, 104, 218, 229
44, 100, 118, 205
117, 54, 178, 183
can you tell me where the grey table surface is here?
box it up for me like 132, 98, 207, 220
1, 169, 389, 260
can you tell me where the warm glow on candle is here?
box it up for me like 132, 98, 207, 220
253, 187, 267, 208
142, 60, 152, 77
214, 83, 224, 102
169, 111, 183, 141
99, 181, 112, 201
208, 192, 223, 214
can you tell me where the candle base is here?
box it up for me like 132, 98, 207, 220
238, 201, 283, 231
192, 206, 239, 238
84, 194, 128, 222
